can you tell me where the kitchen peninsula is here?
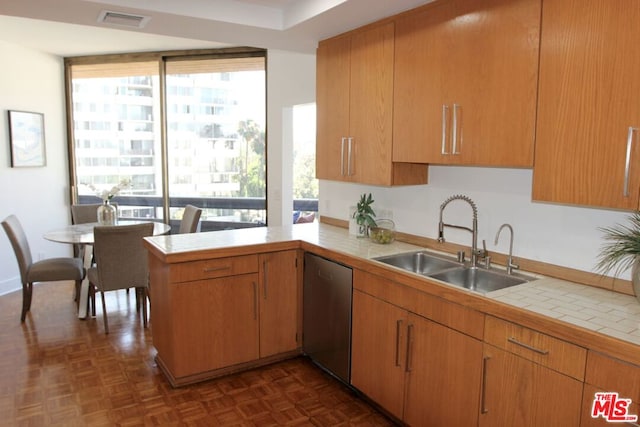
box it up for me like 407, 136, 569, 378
144, 222, 640, 426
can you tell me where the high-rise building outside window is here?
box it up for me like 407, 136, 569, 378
66, 49, 267, 231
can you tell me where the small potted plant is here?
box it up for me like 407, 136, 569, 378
352, 193, 377, 237
595, 212, 640, 301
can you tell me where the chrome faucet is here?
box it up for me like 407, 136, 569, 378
494, 223, 519, 275
437, 195, 485, 268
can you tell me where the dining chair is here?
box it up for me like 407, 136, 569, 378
88, 222, 154, 334
1, 215, 85, 322
179, 204, 202, 233
70, 203, 103, 225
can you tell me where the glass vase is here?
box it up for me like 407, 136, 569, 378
97, 200, 117, 225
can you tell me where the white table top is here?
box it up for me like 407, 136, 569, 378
44, 220, 171, 245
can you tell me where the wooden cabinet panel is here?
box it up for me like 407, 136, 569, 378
169, 274, 260, 378
393, 0, 539, 167
316, 35, 351, 182
404, 313, 482, 427
585, 351, 640, 405
352, 276, 483, 425
484, 316, 586, 380
581, 383, 640, 426
169, 254, 258, 283
259, 250, 299, 357
393, 0, 460, 164
533, 0, 640, 209
351, 289, 407, 419
480, 344, 583, 427
316, 22, 428, 186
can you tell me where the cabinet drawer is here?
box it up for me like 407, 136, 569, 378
484, 316, 586, 380
585, 351, 640, 402
170, 255, 259, 283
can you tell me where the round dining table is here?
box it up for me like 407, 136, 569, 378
44, 220, 171, 319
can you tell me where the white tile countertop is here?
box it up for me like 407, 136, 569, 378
145, 222, 640, 348
487, 278, 640, 346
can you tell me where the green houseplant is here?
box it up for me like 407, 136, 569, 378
595, 212, 640, 300
352, 193, 377, 237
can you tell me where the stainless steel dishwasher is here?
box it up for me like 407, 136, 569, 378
303, 253, 353, 384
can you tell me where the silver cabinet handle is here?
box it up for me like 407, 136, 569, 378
405, 324, 414, 372
507, 337, 549, 355
347, 137, 353, 176
441, 105, 450, 155
263, 260, 268, 300
481, 356, 490, 414
452, 104, 461, 155
395, 319, 403, 367
624, 127, 638, 197
204, 265, 230, 273
340, 137, 346, 176
253, 281, 258, 320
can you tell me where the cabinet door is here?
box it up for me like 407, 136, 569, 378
316, 35, 351, 181
259, 250, 299, 357
351, 290, 407, 420
403, 313, 483, 427
454, 0, 539, 166
348, 22, 396, 185
393, 1, 458, 164
170, 274, 259, 378
533, 0, 640, 209
393, 0, 539, 167
480, 344, 582, 427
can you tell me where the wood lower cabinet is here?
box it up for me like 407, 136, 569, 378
581, 351, 640, 426
258, 250, 300, 357
480, 316, 585, 426
351, 279, 483, 426
149, 251, 300, 386
533, 0, 640, 209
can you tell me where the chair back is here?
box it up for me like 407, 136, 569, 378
1, 215, 33, 284
71, 203, 118, 224
92, 223, 153, 292
179, 204, 202, 233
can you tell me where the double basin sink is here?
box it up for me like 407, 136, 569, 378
373, 250, 532, 293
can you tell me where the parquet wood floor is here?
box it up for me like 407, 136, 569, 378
0, 281, 395, 426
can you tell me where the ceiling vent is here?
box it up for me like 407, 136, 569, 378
97, 10, 151, 28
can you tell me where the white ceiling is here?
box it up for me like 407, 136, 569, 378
0, 0, 434, 57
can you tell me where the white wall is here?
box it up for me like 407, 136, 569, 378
319, 166, 632, 279
266, 50, 316, 226
0, 41, 72, 295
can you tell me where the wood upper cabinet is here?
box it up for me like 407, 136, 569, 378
316, 22, 428, 186
351, 273, 483, 426
480, 316, 585, 427
393, 0, 540, 166
258, 250, 300, 357
533, 0, 640, 209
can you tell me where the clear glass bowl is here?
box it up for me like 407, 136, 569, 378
369, 219, 396, 244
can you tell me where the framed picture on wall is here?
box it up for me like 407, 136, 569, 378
8, 110, 46, 167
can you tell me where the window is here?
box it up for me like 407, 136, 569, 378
66, 49, 267, 231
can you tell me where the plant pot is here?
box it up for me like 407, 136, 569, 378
632, 257, 640, 303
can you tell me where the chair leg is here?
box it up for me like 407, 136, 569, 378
20, 282, 32, 322
140, 288, 148, 328
100, 291, 109, 334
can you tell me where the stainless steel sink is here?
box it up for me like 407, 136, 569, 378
374, 250, 531, 293
429, 267, 529, 293
374, 251, 462, 276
